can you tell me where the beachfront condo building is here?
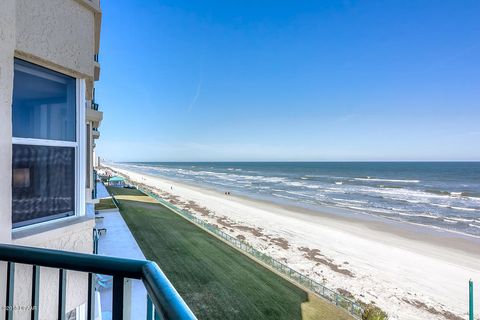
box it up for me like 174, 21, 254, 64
0, 0, 102, 318
0, 2, 192, 319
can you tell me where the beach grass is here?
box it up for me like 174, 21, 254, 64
301, 293, 353, 320
107, 186, 351, 320
94, 197, 117, 211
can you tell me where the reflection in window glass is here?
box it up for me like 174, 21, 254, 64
12, 59, 76, 141
12, 144, 75, 228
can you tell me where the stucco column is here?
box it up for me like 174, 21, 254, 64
0, 2, 15, 317
0, 0, 15, 244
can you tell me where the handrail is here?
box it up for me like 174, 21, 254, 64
0, 244, 196, 320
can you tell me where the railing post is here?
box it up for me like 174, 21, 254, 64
58, 269, 67, 320
147, 296, 154, 320
31, 265, 40, 320
112, 276, 125, 320
5, 262, 15, 320
469, 279, 474, 320
87, 273, 95, 320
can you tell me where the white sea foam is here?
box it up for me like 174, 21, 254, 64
332, 198, 367, 204
304, 185, 321, 189
396, 212, 440, 219
283, 181, 304, 187
272, 193, 297, 200
448, 217, 474, 223
354, 177, 420, 183
443, 218, 458, 224
450, 206, 477, 212
285, 190, 311, 197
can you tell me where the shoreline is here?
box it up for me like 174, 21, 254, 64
114, 165, 480, 257
104, 163, 480, 320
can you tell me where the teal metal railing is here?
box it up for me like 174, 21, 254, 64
0, 244, 196, 320
121, 181, 364, 319
469, 279, 474, 320
92, 170, 98, 200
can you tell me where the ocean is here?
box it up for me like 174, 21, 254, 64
117, 162, 480, 237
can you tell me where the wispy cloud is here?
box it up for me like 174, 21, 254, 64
187, 79, 202, 112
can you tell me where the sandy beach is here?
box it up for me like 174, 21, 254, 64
105, 164, 480, 320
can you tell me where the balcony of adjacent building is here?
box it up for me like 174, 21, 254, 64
94, 54, 100, 81
87, 88, 103, 140
87, 100, 102, 123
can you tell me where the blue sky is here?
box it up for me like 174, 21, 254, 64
96, 0, 480, 161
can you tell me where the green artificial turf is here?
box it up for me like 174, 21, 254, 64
94, 197, 117, 211
107, 186, 351, 320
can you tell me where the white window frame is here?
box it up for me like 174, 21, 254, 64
12, 76, 86, 230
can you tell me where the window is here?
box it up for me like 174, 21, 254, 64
12, 59, 81, 228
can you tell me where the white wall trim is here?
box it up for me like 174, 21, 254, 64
77, 78, 86, 217
12, 137, 77, 147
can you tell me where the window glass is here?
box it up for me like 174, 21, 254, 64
12, 59, 76, 141
12, 144, 75, 228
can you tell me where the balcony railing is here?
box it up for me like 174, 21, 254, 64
91, 101, 99, 110
0, 243, 196, 320
92, 170, 98, 200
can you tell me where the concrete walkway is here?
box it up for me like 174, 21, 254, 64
95, 209, 147, 320
96, 181, 111, 199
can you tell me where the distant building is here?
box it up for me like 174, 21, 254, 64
0, 0, 102, 318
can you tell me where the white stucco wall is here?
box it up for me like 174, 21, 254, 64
0, 0, 15, 244
15, 0, 95, 78
0, 1, 100, 318
13, 219, 95, 320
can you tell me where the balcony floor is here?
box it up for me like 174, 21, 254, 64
95, 186, 147, 319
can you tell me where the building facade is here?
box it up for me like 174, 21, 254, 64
0, 0, 102, 318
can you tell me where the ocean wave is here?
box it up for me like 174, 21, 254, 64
462, 192, 480, 199
346, 205, 366, 211
425, 189, 452, 196
272, 193, 297, 200
283, 181, 304, 187
430, 203, 449, 208
450, 206, 477, 212
304, 184, 321, 189
354, 177, 420, 183
122, 162, 480, 236
285, 190, 311, 197
332, 198, 367, 204
447, 217, 474, 223
396, 212, 440, 219
378, 185, 403, 189
323, 188, 345, 193
443, 218, 458, 224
